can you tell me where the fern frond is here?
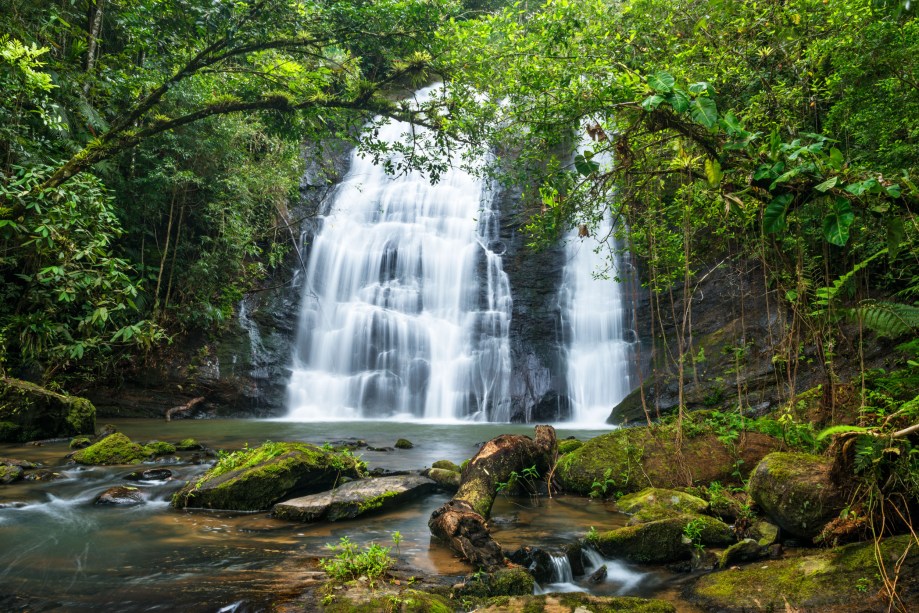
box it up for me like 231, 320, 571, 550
849, 301, 919, 338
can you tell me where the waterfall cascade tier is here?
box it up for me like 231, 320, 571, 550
286, 86, 512, 421
559, 131, 636, 424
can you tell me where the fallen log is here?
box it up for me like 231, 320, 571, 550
428, 425, 556, 570
165, 396, 205, 422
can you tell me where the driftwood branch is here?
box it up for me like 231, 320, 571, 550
165, 396, 205, 422
428, 425, 556, 570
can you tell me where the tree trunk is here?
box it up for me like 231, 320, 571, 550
428, 425, 556, 570
84, 0, 106, 95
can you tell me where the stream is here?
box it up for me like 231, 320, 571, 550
0, 420, 695, 611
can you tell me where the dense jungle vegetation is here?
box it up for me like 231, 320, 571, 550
2, 0, 918, 512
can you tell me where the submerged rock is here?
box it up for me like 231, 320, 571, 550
691, 534, 919, 611
125, 468, 173, 481
95, 486, 144, 506
748, 452, 846, 540
587, 515, 734, 563
72, 433, 148, 465
617, 487, 709, 524
172, 441, 365, 511
24, 469, 58, 481
272, 475, 437, 522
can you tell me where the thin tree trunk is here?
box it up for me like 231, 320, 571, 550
84, 0, 106, 95
152, 189, 177, 321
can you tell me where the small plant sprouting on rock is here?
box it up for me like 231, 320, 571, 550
589, 467, 615, 499
683, 518, 706, 553
318, 536, 394, 589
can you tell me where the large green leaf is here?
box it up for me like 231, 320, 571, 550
763, 193, 792, 234
689, 96, 717, 129
641, 94, 665, 111
574, 153, 600, 177
666, 90, 690, 113
822, 198, 855, 246
647, 71, 675, 93
887, 216, 905, 260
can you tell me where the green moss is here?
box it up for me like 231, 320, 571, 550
0, 377, 95, 441
64, 397, 95, 435
143, 441, 177, 456
0, 421, 21, 442
69, 436, 92, 449
589, 515, 733, 563
474, 594, 676, 613
557, 427, 643, 494
460, 459, 470, 471
618, 488, 710, 524
395, 438, 414, 449
557, 439, 584, 455
357, 490, 398, 513
427, 467, 461, 489
321, 590, 452, 613
521, 595, 546, 613
0, 464, 24, 483
172, 441, 366, 511
431, 459, 460, 473
692, 535, 918, 611
176, 438, 201, 451
456, 568, 535, 598
72, 433, 147, 465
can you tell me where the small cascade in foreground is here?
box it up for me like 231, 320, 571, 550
549, 553, 574, 584
286, 86, 512, 422
559, 128, 635, 424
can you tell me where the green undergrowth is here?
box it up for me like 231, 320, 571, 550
319, 536, 396, 589
677, 408, 823, 453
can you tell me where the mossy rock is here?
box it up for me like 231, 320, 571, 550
319, 588, 452, 613
143, 441, 177, 456
691, 535, 919, 611
431, 459, 460, 473
455, 567, 535, 598
395, 438, 414, 449
587, 514, 734, 563
426, 467, 461, 490
0, 377, 95, 442
72, 433, 148, 465
69, 436, 92, 450
172, 441, 366, 511
556, 425, 779, 495
617, 487, 709, 524
748, 452, 846, 540
0, 464, 24, 484
750, 519, 779, 547
557, 439, 583, 455
717, 538, 765, 568
175, 438, 202, 451
474, 592, 676, 612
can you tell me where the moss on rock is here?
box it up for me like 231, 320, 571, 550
0, 377, 95, 442
557, 439, 584, 455
143, 441, 177, 456
395, 438, 414, 449
691, 535, 919, 611
175, 438, 202, 451
172, 441, 366, 511
587, 515, 734, 563
474, 592, 676, 612
426, 467, 461, 490
69, 436, 92, 449
431, 459, 460, 473
748, 452, 846, 540
618, 487, 709, 524
556, 425, 779, 495
319, 588, 452, 613
455, 567, 535, 598
0, 464, 24, 484
72, 433, 147, 465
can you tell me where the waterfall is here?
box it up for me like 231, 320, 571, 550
286, 86, 512, 422
549, 553, 574, 583
559, 129, 635, 424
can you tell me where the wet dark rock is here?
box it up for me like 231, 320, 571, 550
366, 467, 410, 478
564, 542, 586, 576
748, 452, 847, 540
0, 377, 95, 442
96, 424, 118, 439
586, 515, 734, 564
175, 438, 202, 451
272, 474, 437, 522
366, 446, 391, 452
24, 469, 58, 481
172, 441, 365, 511
718, 538, 766, 568
394, 438, 413, 449
431, 459, 461, 473
0, 464, 24, 484
691, 548, 719, 571
69, 436, 92, 449
0, 457, 38, 469
327, 439, 367, 450
587, 564, 608, 584
95, 486, 145, 505
125, 468, 173, 481
507, 546, 554, 584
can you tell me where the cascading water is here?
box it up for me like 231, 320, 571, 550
559, 128, 635, 424
286, 86, 512, 422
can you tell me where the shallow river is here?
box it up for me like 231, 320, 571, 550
0, 419, 694, 611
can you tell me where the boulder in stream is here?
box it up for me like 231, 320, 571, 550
425, 467, 461, 491
272, 474, 437, 522
748, 452, 847, 540
125, 468, 173, 481
95, 486, 145, 506
617, 487, 709, 524
394, 438, 414, 449
171, 441, 365, 511
587, 515, 734, 563
72, 433, 148, 465
0, 464, 24, 484
0, 377, 95, 442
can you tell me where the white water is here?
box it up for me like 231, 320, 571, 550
559, 129, 635, 425
286, 86, 512, 422
537, 548, 646, 595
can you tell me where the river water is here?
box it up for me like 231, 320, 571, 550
0, 419, 694, 611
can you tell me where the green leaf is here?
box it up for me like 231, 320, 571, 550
688, 82, 709, 95
814, 176, 838, 192
786, 290, 798, 302
666, 90, 690, 113
822, 198, 855, 246
763, 193, 792, 234
648, 71, 675, 93
641, 94, 665, 111
887, 217, 905, 261
574, 154, 600, 177
689, 96, 717, 129
720, 110, 742, 134
886, 184, 901, 198
828, 147, 845, 170
817, 425, 872, 441
704, 158, 723, 187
